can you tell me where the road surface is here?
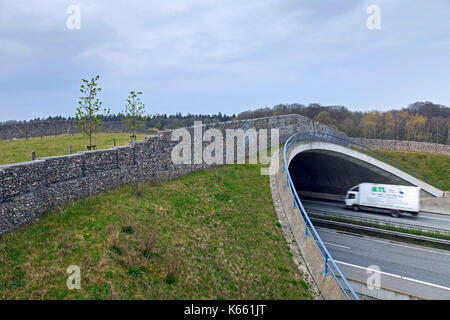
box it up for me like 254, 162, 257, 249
317, 227, 450, 299
302, 198, 450, 232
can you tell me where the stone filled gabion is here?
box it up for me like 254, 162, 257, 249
0, 114, 344, 235
0, 120, 158, 140
349, 138, 449, 156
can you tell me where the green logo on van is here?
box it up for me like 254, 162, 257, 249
372, 187, 386, 193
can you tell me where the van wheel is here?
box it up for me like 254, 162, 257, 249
352, 205, 359, 212
390, 210, 401, 218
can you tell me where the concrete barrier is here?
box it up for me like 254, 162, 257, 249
271, 149, 346, 300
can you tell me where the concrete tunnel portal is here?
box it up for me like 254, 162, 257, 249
286, 142, 443, 200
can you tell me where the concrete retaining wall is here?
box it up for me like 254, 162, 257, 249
346, 278, 425, 300
272, 150, 346, 300
0, 114, 344, 235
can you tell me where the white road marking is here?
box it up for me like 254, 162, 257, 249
421, 215, 450, 222
323, 242, 351, 250
317, 227, 450, 257
335, 260, 450, 291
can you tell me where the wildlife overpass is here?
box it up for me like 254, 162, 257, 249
274, 131, 447, 300
286, 135, 444, 200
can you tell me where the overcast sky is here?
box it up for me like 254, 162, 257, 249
1, 0, 449, 121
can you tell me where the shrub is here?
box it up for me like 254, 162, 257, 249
122, 226, 135, 234
141, 228, 158, 258
128, 267, 141, 278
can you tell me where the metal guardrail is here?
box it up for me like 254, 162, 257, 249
283, 133, 360, 300
287, 132, 443, 190
310, 217, 450, 247
307, 208, 450, 237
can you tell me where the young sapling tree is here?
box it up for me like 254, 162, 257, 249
75, 75, 110, 150
123, 91, 148, 141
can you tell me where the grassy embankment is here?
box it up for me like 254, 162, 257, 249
351, 146, 449, 191
0, 164, 313, 300
0, 133, 149, 165
379, 150, 449, 191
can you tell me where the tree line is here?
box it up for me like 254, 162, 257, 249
16, 112, 236, 131
2, 78, 448, 146
236, 102, 450, 144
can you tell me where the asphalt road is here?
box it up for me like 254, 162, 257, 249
317, 227, 450, 299
301, 198, 450, 232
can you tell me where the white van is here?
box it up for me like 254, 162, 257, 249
345, 183, 420, 217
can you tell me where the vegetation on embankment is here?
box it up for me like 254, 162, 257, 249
379, 150, 450, 190
0, 164, 312, 300
0, 133, 148, 165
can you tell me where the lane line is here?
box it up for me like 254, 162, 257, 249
421, 216, 450, 222
335, 260, 450, 292
317, 227, 450, 257
323, 242, 351, 250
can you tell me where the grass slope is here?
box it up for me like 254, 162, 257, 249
379, 150, 450, 190
0, 133, 148, 165
0, 164, 312, 300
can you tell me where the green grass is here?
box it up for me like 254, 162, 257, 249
349, 146, 449, 190
379, 150, 450, 191
0, 164, 312, 300
0, 133, 149, 165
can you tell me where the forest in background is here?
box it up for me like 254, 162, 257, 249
237, 101, 450, 144
2, 101, 449, 144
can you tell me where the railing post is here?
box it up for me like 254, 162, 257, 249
324, 253, 329, 276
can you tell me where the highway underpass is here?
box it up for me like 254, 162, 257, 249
285, 139, 449, 299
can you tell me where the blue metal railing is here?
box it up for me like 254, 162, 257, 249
284, 132, 360, 300
287, 132, 443, 191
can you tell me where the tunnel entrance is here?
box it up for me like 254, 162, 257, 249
288, 149, 414, 200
